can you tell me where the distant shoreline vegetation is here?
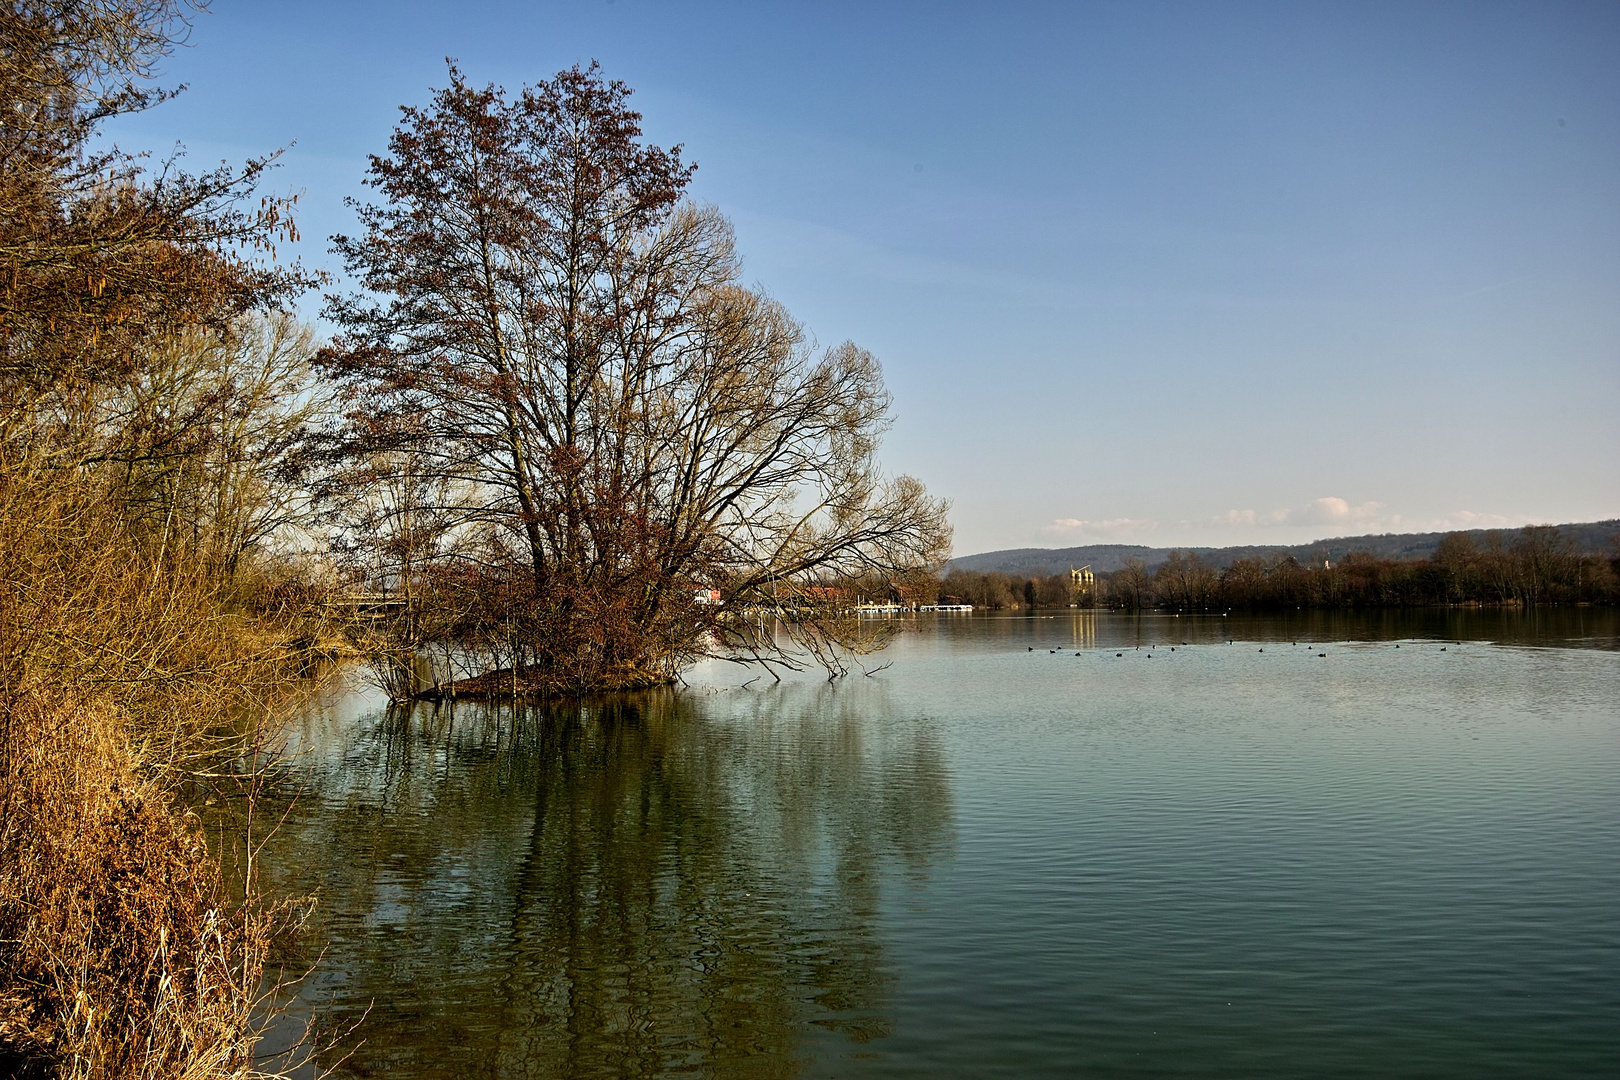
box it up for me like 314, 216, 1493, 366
939, 524, 1620, 611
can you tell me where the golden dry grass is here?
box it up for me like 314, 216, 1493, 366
0, 474, 313, 1079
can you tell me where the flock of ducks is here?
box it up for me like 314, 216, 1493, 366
1029, 640, 1461, 660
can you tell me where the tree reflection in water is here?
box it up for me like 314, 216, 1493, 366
260, 683, 954, 1079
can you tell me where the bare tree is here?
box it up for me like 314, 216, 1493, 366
1512, 525, 1577, 605
319, 64, 949, 693
1, 0, 309, 461
1113, 557, 1148, 610
74, 313, 326, 573
1153, 550, 1216, 610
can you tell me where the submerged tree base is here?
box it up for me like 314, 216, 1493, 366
415, 664, 676, 702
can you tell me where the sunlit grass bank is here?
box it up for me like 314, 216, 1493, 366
0, 477, 314, 1079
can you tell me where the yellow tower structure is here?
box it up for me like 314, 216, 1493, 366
1070, 564, 1095, 606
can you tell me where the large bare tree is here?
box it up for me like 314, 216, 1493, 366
319, 64, 950, 693
1, 0, 308, 463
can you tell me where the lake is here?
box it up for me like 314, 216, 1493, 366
257, 609, 1620, 1078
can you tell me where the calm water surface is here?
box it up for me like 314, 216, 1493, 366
260, 610, 1620, 1077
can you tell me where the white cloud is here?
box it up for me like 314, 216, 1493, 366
1296, 496, 1386, 526
1215, 500, 1539, 536
1040, 501, 1540, 551
1422, 510, 1521, 531
1212, 497, 1392, 533
1044, 516, 1159, 541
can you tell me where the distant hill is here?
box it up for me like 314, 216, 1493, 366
948, 520, 1620, 578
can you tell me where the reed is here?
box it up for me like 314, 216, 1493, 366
0, 474, 312, 1079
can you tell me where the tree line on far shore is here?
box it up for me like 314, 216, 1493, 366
937, 525, 1620, 611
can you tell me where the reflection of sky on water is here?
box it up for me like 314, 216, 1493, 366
261, 612, 1619, 1079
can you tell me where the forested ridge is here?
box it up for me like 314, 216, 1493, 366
950, 520, 1620, 577
941, 524, 1620, 611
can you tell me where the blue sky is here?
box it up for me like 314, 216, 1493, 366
110, 1, 1620, 555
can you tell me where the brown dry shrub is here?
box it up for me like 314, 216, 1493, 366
0, 696, 282, 1079
0, 473, 309, 1078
